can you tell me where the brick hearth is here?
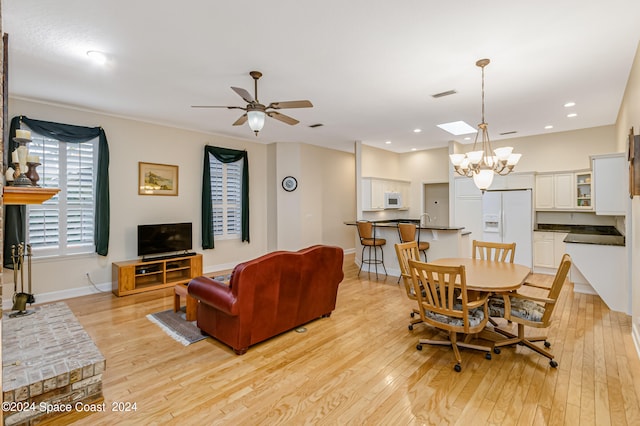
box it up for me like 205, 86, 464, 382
2, 302, 105, 425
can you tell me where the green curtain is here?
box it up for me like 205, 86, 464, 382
202, 145, 249, 249
3, 116, 110, 267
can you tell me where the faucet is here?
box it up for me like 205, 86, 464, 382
420, 213, 432, 227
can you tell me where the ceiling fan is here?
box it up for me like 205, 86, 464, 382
192, 71, 313, 136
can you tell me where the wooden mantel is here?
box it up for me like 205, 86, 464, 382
3, 186, 60, 205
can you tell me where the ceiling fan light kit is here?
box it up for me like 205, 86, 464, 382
449, 58, 522, 191
192, 71, 313, 136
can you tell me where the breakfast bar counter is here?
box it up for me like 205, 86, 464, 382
346, 220, 467, 277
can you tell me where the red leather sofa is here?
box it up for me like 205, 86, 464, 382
188, 245, 344, 354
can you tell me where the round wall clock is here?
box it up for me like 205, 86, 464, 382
282, 176, 298, 192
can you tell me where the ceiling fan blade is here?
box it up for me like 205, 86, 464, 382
267, 111, 299, 125
232, 114, 248, 126
191, 105, 245, 110
231, 86, 254, 103
267, 100, 313, 109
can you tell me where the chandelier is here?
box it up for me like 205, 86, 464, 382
449, 58, 521, 191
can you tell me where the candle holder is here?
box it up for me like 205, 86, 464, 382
12, 136, 34, 187
12, 162, 33, 187
26, 162, 41, 186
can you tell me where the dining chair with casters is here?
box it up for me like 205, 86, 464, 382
356, 220, 387, 279
398, 222, 429, 262
394, 241, 424, 330
472, 240, 516, 327
488, 253, 572, 368
472, 240, 516, 263
408, 259, 494, 372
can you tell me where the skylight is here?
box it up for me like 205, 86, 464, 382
436, 121, 477, 136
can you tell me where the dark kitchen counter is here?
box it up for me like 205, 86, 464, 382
535, 223, 625, 246
344, 219, 464, 231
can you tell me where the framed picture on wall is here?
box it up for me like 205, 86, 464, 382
630, 128, 640, 198
138, 162, 179, 196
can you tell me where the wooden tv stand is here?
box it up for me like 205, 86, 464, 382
112, 253, 203, 296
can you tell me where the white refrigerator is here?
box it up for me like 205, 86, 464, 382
482, 189, 533, 268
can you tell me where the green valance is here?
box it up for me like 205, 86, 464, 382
202, 145, 249, 249
3, 116, 110, 267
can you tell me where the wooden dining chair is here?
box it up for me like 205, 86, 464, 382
472, 240, 516, 326
472, 240, 516, 263
408, 259, 493, 372
394, 241, 424, 330
489, 253, 572, 368
398, 222, 429, 261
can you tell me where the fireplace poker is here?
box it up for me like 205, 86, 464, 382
26, 244, 35, 303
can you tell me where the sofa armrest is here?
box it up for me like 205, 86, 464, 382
188, 276, 238, 316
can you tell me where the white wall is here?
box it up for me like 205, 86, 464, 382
4, 98, 355, 304
615, 41, 640, 355
270, 142, 356, 252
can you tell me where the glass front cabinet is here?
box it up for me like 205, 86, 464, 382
575, 171, 592, 209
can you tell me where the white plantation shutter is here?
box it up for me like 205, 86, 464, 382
209, 155, 243, 238
27, 133, 98, 256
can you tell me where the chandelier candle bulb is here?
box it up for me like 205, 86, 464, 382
16, 129, 31, 139
27, 155, 39, 163
11, 150, 18, 163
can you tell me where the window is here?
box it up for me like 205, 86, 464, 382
27, 131, 98, 256
209, 154, 243, 239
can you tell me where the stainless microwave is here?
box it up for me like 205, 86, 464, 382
384, 192, 402, 209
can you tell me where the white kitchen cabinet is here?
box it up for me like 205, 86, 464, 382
534, 231, 568, 273
536, 171, 592, 211
592, 153, 627, 215
535, 175, 554, 209
554, 173, 574, 210
505, 173, 534, 190
362, 177, 410, 211
453, 178, 482, 245
553, 232, 568, 266
455, 177, 482, 197
533, 232, 555, 268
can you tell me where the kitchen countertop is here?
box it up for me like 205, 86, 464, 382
344, 219, 464, 231
535, 223, 625, 246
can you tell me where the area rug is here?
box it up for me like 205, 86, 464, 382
147, 307, 206, 346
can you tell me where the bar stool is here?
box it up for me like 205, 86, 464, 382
356, 220, 387, 279
398, 222, 429, 261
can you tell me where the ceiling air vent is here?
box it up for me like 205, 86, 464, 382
431, 90, 457, 98
499, 131, 518, 136
309, 123, 324, 128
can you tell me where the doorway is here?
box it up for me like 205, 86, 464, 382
423, 183, 449, 227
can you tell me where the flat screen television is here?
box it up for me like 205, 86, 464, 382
137, 222, 193, 259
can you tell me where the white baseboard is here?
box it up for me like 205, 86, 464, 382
573, 282, 597, 295
3, 281, 112, 311
633, 322, 640, 361
354, 259, 401, 279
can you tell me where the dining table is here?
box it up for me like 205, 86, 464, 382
428, 257, 531, 292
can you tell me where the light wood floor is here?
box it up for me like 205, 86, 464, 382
57, 255, 640, 425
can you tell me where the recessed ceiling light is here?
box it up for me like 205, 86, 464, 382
564, 102, 576, 108
413, 128, 422, 133
437, 121, 477, 136
567, 113, 578, 118
385, 141, 392, 145
464, 137, 472, 141
545, 125, 554, 129
411, 148, 417, 151
86, 50, 107, 65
